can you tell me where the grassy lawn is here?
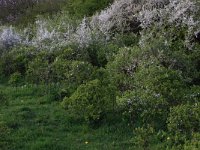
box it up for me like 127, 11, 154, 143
0, 84, 135, 150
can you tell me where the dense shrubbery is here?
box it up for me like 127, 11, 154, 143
168, 103, 200, 135
62, 79, 116, 124
0, 0, 200, 149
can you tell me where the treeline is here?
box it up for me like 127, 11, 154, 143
0, 0, 113, 26
0, 0, 68, 25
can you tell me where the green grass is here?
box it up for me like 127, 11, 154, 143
0, 84, 136, 150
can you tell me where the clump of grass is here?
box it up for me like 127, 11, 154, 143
0, 91, 9, 106
0, 122, 11, 149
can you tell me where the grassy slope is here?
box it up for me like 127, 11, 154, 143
0, 85, 135, 150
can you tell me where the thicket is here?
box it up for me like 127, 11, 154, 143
0, 0, 200, 149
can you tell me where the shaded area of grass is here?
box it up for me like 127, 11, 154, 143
0, 85, 135, 150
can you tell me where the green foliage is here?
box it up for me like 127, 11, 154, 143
62, 79, 116, 124
0, 122, 11, 149
0, 84, 135, 149
26, 55, 51, 84
141, 26, 200, 85
114, 33, 139, 47
65, 0, 113, 18
0, 46, 36, 77
0, 91, 9, 106
132, 125, 155, 149
52, 59, 94, 88
134, 61, 188, 106
8, 72, 22, 86
85, 42, 119, 67
167, 103, 200, 135
17, 107, 36, 120
183, 133, 200, 150
107, 46, 141, 92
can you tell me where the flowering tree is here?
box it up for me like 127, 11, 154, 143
1, 0, 200, 50
0, 26, 21, 50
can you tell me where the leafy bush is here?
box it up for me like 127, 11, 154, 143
167, 103, 200, 135
134, 61, 188, 105
117, 60, 190, 129
85, 42, 119, 67
62, 79, 116, 124
132, 125, 155, 149
107, 46, 141, 92
183, 133, 200, 150
0, 45, 36, 77
8, 72, 22, 86
52, 59, 94, 86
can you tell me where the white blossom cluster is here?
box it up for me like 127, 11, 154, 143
73, 17, 92, 48
138, 0, 198, 28
30, 19, 60, 49
138, 0, 200, 49
0, 0, 199, 50
23, 16, 75, 50
0, 26, 21, 49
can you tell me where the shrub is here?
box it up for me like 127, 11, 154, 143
134, 61, 188, 106
26, 56, 51, 84
132, 125, 155, 149
167, 103, 200, 135
8, 72, 22, 86
62, 79, 116, 124
52, 59, 94, 86
117, 89, 169, 129
85, 42, 117, 67
0, 45, 36, 77
184, 133, 200, 150
117, 60, 190, 128
107, 46, 141, 92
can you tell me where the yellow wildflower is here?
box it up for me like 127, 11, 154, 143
85, 141, 88, 144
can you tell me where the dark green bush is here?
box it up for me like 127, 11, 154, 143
8, 72, 22, 86
134, 61, 188, 106
26, 56, 50, 84
81, 42, 120, 67
0, 46, 36, 77
52, 59, 94, 86
117, 60, 189, 128
132, 125, 155, 149
62, 79, 116, 124
107, 46, 141, 92
167, 103, 200, 135
183, 133, 200, 150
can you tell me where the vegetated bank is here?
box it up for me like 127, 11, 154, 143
0, 0, 200, 149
